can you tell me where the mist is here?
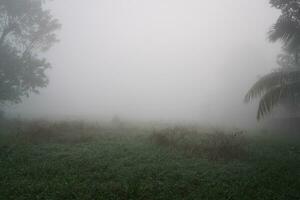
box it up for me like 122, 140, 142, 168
7, 0, 281, 127
3, 1, 300, 198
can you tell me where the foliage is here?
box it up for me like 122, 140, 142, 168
0, 122, 300, 199
0, 0, 60, 104
269, 0, 300, 52
245, 0, 300, 120
150, 127, 247, 161
245, 54, 300, 120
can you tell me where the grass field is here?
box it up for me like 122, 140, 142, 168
0, 120, 300, 200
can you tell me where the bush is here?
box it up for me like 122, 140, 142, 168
150, 127, 247, 161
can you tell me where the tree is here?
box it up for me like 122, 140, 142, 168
269, 0, 300, 54
245, 0, 300, 120
0, 0, 60, 104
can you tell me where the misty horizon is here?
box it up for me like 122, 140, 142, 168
5, 0, 282, 127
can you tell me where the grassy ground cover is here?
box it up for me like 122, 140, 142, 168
0, 120, 299, 200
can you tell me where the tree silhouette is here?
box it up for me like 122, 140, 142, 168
0, 0, 60, 104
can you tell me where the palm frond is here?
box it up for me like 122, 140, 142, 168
268, 15, 300, 45
256, 80, 300, 120
245, 69, 300, 103
257, 85, 286, 120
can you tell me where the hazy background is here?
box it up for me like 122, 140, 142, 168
6, 0, 281, 127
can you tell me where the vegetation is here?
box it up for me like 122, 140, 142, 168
0, 120, 300, 200
245, 0, 300, 120
245, 53, 300, 120
150, 127, 247, 161
269, 0, 300, 53
1, 1, 299, 199
0, 0, 60, 104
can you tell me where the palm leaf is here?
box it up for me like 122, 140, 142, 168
244, 69, 300, 103
256, 85, 286, 120
256, 80, 300, 120
268, 15, 300, 51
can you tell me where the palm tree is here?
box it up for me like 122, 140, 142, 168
245, 0, 300, 120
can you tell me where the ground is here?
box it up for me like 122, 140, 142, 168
0, 121, 300, 200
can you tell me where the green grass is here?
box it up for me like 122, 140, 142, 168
0, 121, 300, 200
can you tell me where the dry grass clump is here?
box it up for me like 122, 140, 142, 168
150, 127, 247, 161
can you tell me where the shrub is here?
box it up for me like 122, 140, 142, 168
150, 127, 247, 161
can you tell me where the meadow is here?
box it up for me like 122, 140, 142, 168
0, 120, 300, 200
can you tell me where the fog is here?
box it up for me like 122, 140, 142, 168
7, 0, 281, 127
